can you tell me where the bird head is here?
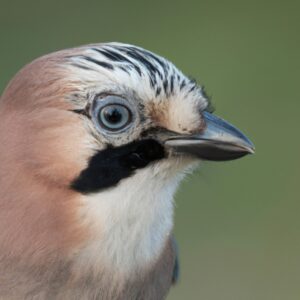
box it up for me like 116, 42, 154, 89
0, 43, 254, 276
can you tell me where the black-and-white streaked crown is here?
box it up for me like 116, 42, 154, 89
66, 42, 210, 111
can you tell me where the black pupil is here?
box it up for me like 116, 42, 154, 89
104, 107, 122, 124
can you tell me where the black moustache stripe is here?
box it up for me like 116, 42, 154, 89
71, 139, 165, 194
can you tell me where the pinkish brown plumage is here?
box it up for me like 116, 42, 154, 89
0, 43, 253, 299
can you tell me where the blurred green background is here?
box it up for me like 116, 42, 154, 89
1, 0, 299, 299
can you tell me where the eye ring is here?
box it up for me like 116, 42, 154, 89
98, 104, 132, 131
91, 95, 137, 134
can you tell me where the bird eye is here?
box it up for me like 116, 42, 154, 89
91, 95, 137, 135
98, 104, 132, 131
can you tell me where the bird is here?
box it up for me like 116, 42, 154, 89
0, 42, 254, 300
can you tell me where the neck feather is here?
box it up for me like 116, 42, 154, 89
74, 160, 188, 276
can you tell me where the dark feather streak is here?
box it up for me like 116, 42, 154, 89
170, 75, 174, 94
116, 46, 162, 87
82, 56, 114, 70
156, 86, 162, 97
93, 48, 142, 76
71, 63, 93, 71
180, 80, 186, 90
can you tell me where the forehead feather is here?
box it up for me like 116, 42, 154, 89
63, 43, 208, 109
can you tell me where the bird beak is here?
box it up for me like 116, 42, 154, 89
165, 111, 255, 161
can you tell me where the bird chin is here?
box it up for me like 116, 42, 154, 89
156, 154, 200, 181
